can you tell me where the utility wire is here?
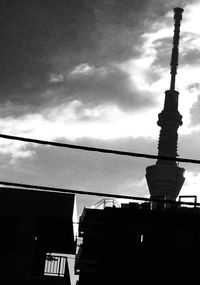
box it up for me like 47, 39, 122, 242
0, 181, 152, 201
0, 133, 200, 164
0, 181, 199, 206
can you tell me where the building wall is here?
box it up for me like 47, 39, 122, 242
75, 203, 200, 285
0, 188, 76, 285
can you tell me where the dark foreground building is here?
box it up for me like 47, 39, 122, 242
0, 187, 76, 285
75, 7, 199, 285
75, 198, 199, 285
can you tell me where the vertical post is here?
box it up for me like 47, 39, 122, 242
58, 256, 61, 277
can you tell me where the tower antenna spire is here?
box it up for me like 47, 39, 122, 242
170, 7, 184, 91
145, 8, 185, 201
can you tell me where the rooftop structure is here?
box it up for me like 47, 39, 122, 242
75, 198, 199, 285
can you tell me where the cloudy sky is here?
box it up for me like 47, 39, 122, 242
1, 0, 200, 219
2, 0, 200, 283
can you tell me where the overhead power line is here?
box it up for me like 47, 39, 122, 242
0, 180, 199, 206
0, 180, 151, 201
0, 133, 200, 164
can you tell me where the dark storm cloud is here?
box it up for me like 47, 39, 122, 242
0, 1, 52, 102
150, 37, 172, 70
55, 64, 155, 110
151, 32, 200, 72
51, 0, 169, 69
0, 0, 185, 112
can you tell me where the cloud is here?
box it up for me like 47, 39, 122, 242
0, 102, 36, 118
0, 136, 155, 203
0, 0, 189, 110
181, 171, 200, 202
150, 32, 200, 71
188, 95, 200, 126
179, 129, 200, 171
0, 134, 156, 214
181, 48, 200, 65
150, 37, 171, 70
186, 82, 200, 92
65, 63, 156, 109
49, 73, 64, 83
6, 62, 156, 114
143, 3, 200, 77
0, 98, 159, 161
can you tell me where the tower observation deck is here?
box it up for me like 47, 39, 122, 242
146, 8, 185, 200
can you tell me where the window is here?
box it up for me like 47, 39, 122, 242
44, 252, 67, 277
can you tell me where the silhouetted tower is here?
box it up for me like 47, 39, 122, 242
146, 8, 185, 200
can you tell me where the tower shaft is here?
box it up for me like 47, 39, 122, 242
156, 90, 182, 166
145, 8, 185, 201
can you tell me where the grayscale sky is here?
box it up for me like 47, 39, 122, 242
1, 0, 200, 220
2, 1, 200, 284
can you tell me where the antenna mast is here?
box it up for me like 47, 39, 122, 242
170, 7, 184, 91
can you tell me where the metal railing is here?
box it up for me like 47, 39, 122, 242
44, 253, 67, 277
91, 198, 121, 209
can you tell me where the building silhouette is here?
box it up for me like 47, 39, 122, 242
0, 187, 76, 284
75, 197, 199, 285
75, 8, 200, 285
